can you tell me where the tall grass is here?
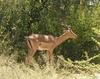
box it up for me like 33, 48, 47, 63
0, 55, 100, 79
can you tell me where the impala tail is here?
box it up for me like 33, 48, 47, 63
25, 36, 32, 49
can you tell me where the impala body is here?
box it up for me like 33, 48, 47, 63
25, 28, 77, 64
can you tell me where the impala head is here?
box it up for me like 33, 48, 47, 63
66, 27, 77, 39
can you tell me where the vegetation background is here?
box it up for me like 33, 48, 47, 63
0, 0, 100, 79
0, 0, 100, 63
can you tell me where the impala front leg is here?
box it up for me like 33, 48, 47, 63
47, 50, 53, 63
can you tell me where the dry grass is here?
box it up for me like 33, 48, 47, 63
0, 55, 100, 79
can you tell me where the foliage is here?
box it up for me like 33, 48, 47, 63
0, 0, 100, 62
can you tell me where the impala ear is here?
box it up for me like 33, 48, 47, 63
67, 26, 72, 32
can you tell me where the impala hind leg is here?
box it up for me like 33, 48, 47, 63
25, 48, 37, 65
25, 39, 37, 65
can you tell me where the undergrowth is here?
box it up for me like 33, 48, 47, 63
0, 54, 100, 79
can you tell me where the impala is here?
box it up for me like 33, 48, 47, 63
25, 27, 77, 64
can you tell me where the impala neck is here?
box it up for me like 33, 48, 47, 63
54, 32, 69, 47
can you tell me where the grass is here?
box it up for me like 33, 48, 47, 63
0, 54, 100, 79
